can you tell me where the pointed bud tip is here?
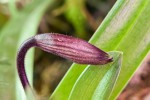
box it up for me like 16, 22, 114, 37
96, 56, 113, 65
34, 33, 113, 65
108, 57, 113, 62
105, 54, 113, 63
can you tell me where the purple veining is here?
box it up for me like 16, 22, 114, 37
17, 33, 112, 90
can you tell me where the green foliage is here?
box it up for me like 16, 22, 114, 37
0, 0, 54, 99
51, 0, 150, 99
50, 51, 122, 100
65, 0, 87, 38
68, 51, 122, 100
0, 0, 150, 99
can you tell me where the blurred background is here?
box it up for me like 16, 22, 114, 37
0, 0, 150, 99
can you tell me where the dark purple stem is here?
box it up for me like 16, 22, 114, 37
17, 37, 37, 89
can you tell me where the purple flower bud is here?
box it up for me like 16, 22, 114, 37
17, 33, 112, 90
34, 33, 112, 65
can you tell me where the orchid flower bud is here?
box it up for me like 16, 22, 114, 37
34, 33, 112, 64
17, 33, 112, 90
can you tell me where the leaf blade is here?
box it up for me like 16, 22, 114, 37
69, 51, 122, 100
0, 0, 54, 99
51, 0, 150, 99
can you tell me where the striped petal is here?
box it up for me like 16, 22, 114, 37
34, 33, 112, 65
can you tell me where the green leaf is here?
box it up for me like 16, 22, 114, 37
65, 0, 87, 38
51, 0, 150, 99
69, 51, 122, 100
51, 51, 122, 100
0, 0, 54, 99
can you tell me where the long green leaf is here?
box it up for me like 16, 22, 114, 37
51, 0, 150, 99
69, 51, 122, 100
65, 0, 87, 38
0, 0, 54, 99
